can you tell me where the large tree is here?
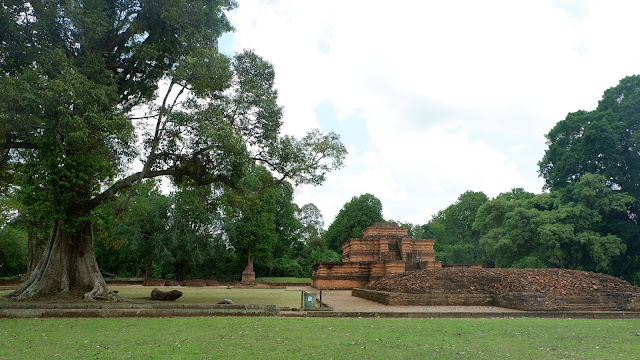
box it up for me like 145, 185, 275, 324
164, 186, 220, 281
426, 190, 488, 264
474, 177, 632, 272
224, 166, 282, 278
539, 75, 640, 199
1, 1, 345, 300
538, 75, 640, 282
324, 193, 385, 253
296, 203, 324, 243
116, 180, 171, 281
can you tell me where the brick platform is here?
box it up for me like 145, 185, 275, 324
352, 288, 640, 311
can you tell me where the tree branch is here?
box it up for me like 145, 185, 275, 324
130, 113, 161, 120
90, 169, 175, 211
115, 81, 183, 215
91, 164, 239, 212
29, 0, 46, 19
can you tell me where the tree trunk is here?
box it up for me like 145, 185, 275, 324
7, 219, 119, 301
144, 258, 152, 281
176, 260, 186, 282
27, 222, 45, 276
27, 222, 34, 275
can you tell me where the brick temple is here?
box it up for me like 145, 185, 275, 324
312, 222, 444, 289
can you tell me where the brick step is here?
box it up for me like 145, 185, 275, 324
553, 304, 621, 312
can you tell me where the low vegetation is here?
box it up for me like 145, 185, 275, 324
0, 286, 302, 308
1, 317, 639, 359
113, 286, 302, 307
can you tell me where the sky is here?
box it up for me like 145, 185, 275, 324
219, 0, 640, 226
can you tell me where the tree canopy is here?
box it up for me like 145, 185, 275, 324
425, 190, 488, 264
297, 203, 324, 243
474, 177, 632, 271
537, 75, 640, 282
539, 75, 640, 200
1, 0, 346, 300
414, 74, 640, 282
324, 193, 385, 253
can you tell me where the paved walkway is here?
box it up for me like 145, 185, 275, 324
286, 287, 522, 313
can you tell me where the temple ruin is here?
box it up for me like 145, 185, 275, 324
311, 223, 640, 312
312, 222, 448, 289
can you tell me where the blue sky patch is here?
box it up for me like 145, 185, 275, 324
315, 100, 370, 153
218, 32, 235, 55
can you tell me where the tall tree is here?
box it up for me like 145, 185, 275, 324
1, 1, 346, 300
269, 183, 304, 275
427, 190, 488, 264
475, 177, 632, 272
116, 180, 171, 280
164, 186, 219, 281
297, 203, 324, 243
324, 194, 385, 253
539, 75, 640, 199
539, 76, 640, 282
224, 166, 281, 279
295, 204, 340, 274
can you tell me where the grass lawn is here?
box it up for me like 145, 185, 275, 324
1, 317, 639, 359
0, 286, 303, 308
112, 286, 302, 307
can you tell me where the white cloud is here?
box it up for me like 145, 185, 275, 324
227, 0, 640, 225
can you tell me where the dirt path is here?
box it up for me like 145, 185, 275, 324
287, 287, 522, 313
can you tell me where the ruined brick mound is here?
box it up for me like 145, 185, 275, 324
367, 268, 640, 296
180, 279, 206, 287
150, 288, 183, 301
142, 280, 167, 286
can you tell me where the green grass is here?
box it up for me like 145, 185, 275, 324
1, 317, 639, 359
113, 286, 301, 307
0, 286, 302, 308
255, 277, 310, 284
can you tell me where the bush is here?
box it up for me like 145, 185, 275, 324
512, 256, 548, 269
0, 225, 28, 276
271, 258, 305, 278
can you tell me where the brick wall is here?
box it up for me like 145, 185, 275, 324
352, 288, 495, 306
312, 278, 368, 289
363, 223, 408, 237
312, 261, 410, 289
352, 288, 640, 311
495, 291, 640, 311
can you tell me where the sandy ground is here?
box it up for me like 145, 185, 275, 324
286, 287, 522, 313
2, 283, 521, 313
